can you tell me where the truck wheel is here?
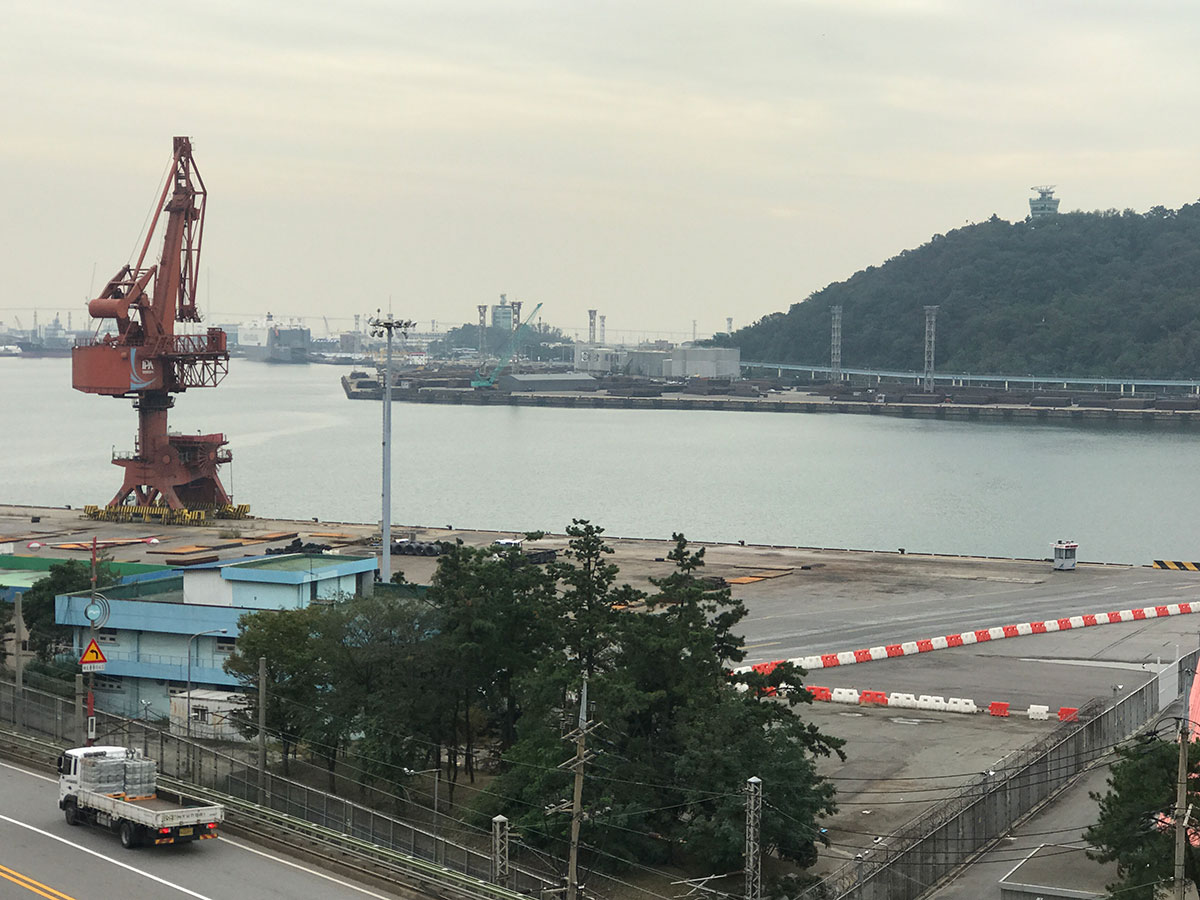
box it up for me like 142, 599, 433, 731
64, 801, 80, 826
119, 821, 141, 849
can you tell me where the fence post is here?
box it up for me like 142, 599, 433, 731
13, 593, 23, 731
74, 674, 85, 745
258, 656, 267, 805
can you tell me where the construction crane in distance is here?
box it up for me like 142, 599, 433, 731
471, 302, 543, 389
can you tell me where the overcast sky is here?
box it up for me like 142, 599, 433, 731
3, 1, 1198, 341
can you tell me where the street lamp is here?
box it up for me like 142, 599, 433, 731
405, 764, 442, 860
367, 311, 416, 584
186, 628, 227, 744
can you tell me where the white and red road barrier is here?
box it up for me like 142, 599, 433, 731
729, 601, 1197, 721
805, 683, 1074, 720
736, 601, 1198, 677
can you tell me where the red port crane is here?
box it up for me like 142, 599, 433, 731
72, 136, 233, 510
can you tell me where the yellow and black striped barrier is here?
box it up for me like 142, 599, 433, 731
1153, 560, 1200, 571
80, 503, 250, 525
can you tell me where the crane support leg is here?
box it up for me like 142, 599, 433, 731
108, 391, 232, 510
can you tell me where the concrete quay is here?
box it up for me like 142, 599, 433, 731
5, 502, 1198, 887
356, 386, 1200, 427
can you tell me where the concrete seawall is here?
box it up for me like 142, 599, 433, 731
350, 387, 1200, 426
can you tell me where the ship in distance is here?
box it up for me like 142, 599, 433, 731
231, 313, 310, 363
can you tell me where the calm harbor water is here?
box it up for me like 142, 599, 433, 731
3, 357, 1199, 565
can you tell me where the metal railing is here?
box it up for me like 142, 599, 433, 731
795, 650, 1199, 900
0, 723, 529, 900
0, 677, 558, 897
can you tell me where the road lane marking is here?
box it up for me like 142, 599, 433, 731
743, 641, 781, 649
0, 863, 78, 900
0, 814, 216, 899
2, 761, 396, 899
0, 870, 59, 900
0, 761, 56, 783
222, 837, 399, 899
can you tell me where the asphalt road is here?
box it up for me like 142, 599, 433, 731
729, 556, 1200, 664
0, 760, 405, 900
928, 760, 1117, 899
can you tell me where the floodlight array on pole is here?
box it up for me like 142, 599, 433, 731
368, 312, 416, 584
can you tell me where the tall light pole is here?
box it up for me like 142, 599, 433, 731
368, 312, 416, 584
186, 628, 228, 744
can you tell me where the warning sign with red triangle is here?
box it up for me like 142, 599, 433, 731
80, 639, 107, 672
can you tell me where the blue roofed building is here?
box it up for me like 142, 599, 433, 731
56, 553, 377, 719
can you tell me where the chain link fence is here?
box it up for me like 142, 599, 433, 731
0, 675, 674, 900
795, 649, 1199, 900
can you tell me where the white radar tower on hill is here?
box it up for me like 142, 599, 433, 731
1029, 185, 1060, 218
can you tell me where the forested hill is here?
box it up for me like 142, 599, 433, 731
722, 203, 1200, 378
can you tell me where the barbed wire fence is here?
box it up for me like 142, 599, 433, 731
794, 649, 1199, 900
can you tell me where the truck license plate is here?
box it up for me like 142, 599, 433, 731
179, 827, 193, 836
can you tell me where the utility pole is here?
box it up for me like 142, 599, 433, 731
745, 777, 762, 900
368, 312, 416, 584
257, 656, 267, 805
13, 592, 23, 730
1175, 652, 1197, 900
1175, 715, 1188, 900
561, 676, 596, 900
87, 537, 97, 745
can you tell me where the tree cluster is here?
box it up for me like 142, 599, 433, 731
224, 521, 843, 874
1086, 736, 1200, 899
717, 203, 1200, 378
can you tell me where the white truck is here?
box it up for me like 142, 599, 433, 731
57, 746, 225, 849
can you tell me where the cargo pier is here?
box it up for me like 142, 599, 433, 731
342, 374, 1200, 427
